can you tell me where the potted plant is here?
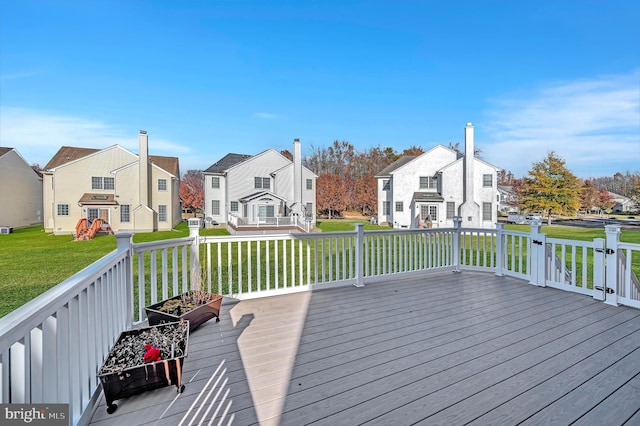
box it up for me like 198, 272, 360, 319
98, 321, 189, 414
145, 266, 222, 331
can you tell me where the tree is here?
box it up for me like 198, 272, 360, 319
580, 180, 600, 212
180, 170, 204, 217
498, 169, 518, 186
316, 174, 347, 219
353, 174, 377, 216
518, 152, 581, 225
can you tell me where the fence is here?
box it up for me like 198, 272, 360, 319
1, 220, 639, 425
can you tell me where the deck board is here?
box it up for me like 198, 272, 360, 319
88, 270, 640, 425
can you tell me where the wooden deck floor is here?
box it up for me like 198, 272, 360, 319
88, 270, 640, 425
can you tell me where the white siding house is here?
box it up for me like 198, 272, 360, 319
203, 139, 317, 232
376, 123, 500, 229
0, 147, 43, 228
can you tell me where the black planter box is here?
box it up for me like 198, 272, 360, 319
145, 293, 223, 331
98, 322, 189, 414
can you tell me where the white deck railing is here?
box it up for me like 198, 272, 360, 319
1, 219, 639, 425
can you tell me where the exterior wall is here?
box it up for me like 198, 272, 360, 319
45, 146, 135, 234
204, 147, 317, 228
378, 177, 393, 224
301, 167, 316, 225
44, 145, 180, 235
386, 146, 457, 228
0, 150, 43, 228
375, 146, 498, 230
204, 174, 227, 224
150, 166, 179, 231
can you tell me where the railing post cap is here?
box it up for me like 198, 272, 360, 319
604, 224, 621, 233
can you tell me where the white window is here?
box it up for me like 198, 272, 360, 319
158, 179, 167, 191
383, 201, 391, 215
211, 177, 220, 189
419, 176, 437, 190
446, 202, 455, 219
483, 174, 493, 187
383, 179, 390, 191
395, 202, 403, 212
212, 200, 220, 215
254, 177, 270, 189
158, 205, 167, 222
57, 204, 69, 216
230, 201, 238, 212
306, 179, 313, 190
120, 204, 130, 222
306, 202, 313, 217
91, 177, 102, 190
104, 177, 114, 190
482, 202, 492, 220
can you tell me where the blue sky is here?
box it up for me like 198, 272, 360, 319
1, 0, 638, 178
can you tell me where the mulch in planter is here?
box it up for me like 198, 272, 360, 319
98, 321, 189, 414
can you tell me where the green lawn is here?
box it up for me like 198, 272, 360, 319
0, 222, 229, 317
1, 220, 638, 318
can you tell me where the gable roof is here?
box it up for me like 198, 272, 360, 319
204, 153, 253, 174
375, 156, 418, 177
0, 147, 13, 157
43, 145, 179, 176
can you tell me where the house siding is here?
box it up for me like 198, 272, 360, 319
43, 138, 180, 235
203, 142, 317, 230
376, 125, 499, 230
0, 149, 43, 228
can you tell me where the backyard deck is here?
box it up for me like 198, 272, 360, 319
88, 270, 640, 425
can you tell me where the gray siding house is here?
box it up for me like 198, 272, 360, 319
376, 123, 500, 229
203, 139, 317, 233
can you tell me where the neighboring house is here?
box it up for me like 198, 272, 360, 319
609, 192, 635, 213
0, 147, 43, 228
376, 123, 500, 229
498, 185, 520, 213
42, 131, 181, 235
203, 139, 317, 233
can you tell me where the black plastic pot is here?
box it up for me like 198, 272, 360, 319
97, 322, 189, 414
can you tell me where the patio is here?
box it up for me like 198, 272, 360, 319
88, 270, 640, 425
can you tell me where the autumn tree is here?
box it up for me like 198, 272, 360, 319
353, 174, 377, 216
580, 180, 600, 212
518, 152, 581, 225
316, 174, 347, 219
180, 170, 204, 216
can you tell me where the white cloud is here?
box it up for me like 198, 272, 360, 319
481, 70, 640, 178
0, 107, 189, 167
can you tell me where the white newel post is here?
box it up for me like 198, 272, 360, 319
354, 224, 365, 287
593, 237, 606, 301
529, 220, 546, 286
188, 218, 202, 290
453, 217, 462, 273
115, 232, 134, 328
494, 223, 505, 276
604, 225, 620, 306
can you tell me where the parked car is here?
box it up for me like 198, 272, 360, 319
507, 214, 542, 224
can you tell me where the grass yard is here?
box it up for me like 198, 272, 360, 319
0, 222, 229, 317
1, 220, 638, 318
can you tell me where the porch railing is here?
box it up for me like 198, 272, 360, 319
1, 219, 639, 425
